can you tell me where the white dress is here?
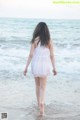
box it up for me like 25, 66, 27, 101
31, 42, 52, 77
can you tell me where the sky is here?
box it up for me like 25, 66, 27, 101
0, 0, 80, 19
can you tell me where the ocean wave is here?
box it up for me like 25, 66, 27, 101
55, 43, 80, 49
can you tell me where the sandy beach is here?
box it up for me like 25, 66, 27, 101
0, 103, 80, 120
0, 77, 80, 120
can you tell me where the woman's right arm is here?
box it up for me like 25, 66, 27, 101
23, 43, 35, 76
49, 40, 57, 75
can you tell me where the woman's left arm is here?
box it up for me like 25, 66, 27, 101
23, 43, 35, 76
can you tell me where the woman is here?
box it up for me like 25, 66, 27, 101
23, 22, 57, 116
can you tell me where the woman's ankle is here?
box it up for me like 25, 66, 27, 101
40, 103, 44, 110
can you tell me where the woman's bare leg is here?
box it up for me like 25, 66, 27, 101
39, 77, 47, 115
34, 77, 40, 108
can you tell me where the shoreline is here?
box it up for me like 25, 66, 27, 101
0, 102, 80, 120
0, 78, 80, 119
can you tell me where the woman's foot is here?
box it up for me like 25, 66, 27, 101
38, 102, 40, 110
39, 103, 45, 116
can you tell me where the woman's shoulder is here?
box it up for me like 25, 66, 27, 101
34, 36, 40, 41
49, 39, 53, 44
48, 39, 53, 48
33, 36, 40, 47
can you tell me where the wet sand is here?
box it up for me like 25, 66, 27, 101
0, 78, 80, 120
0, 103, 80, 120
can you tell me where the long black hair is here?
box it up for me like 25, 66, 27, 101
31, 22, 50, 46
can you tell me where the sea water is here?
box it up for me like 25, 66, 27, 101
0, 18, 80, 119
0, 18, 80, 81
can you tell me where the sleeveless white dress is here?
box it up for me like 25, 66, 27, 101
31, 42, 51, 77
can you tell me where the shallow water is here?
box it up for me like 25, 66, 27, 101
0, 103, 80, 120
0, 77, 80, 119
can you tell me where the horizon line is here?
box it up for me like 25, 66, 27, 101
0, 16, 80, 20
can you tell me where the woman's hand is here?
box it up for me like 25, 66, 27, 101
23, 68, 27, 76
53, 69, 57, 76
